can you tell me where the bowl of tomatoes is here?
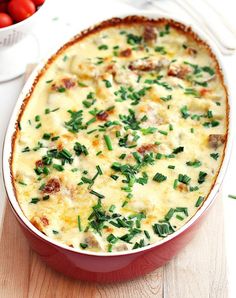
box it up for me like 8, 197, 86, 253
0, 0, 47, 46
0, 0, 48, 81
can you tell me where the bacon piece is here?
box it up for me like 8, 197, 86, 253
51, 78, 76, 91
208, 134, 225, 149
143, 26, 157, 43
41, 217, 49, 226
30, 217, 48, 233
137, 144, 157, 155
35, 160, 44, 168
96, 111, 109, 121
43, 178, 60, 194
187, 47, 197, 56
61, 78, 76, 89
120, 48, 132, 57
167, 64, 191, 79
129, 58, 167, 72
92, 139, 99, 147
199, 88, 210, 97
177, 183, 188, 192
31, 219, 43, 232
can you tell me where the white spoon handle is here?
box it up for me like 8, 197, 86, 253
175, 0, 236, 51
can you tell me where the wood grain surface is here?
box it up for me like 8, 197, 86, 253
0, 195, 228, 298
0, 66, 228, 298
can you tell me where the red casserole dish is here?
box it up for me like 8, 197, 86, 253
2, 13, 232, 282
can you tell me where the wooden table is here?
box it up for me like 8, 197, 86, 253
0, 195, 228, 298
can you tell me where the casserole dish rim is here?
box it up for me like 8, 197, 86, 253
2, 11, 232, 257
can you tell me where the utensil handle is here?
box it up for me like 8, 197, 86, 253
175, 0, 236, 51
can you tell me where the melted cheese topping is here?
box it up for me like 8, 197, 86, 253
12, 20, 227, 253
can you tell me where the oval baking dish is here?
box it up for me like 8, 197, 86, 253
3, 13, 232, 282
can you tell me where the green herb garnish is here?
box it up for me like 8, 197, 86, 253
153, 172, 167, 183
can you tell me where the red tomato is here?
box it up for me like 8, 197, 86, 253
32, 0, 45, 5
8, 0, 36, 22
0, 12, 13, 28
0, 2, 8, 13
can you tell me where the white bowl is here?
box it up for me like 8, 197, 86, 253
0, 1, 49, 82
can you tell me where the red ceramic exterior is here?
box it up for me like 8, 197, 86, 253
9, 198, 214, 282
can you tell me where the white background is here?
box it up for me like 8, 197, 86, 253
0, 0, 235, 296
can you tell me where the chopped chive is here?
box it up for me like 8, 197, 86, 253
78, 81, 88, 87
63, 55, 68, 61
190, 186, 199, 192
175, 207, 188, 216
96, 151, 102, 156
122, 200, 128, 207
203, 120, 220, 128
108, 244, 113, 252
210, 153, 219, 160
18, 181, 27, 186
74, 142, 88, 156
22, 146, 30, 153
104, 135, 113, 150
111, 174, 119, 181
186, 160, 202, 168
173, 179, 178, 189
195, 196, 204, 207
144, 230, 150, 240
180, 105, 190, 119
43, 195, 50, 201
178, 174, 191, 185
119, 153, 126, 160
165, 208, 175, 221
87, 129, 97, 134
103, 80, 112, 88
98, 44, 108, 50
35, 115, 40, 122
42, 133, 51, 140
116, 131, 121, 137
53, 164, 64, 172
141, 127, 157, 135
57, 87, 66, 93
153, 172, 167, 183
228, 194, 236, 200
35, 123, 42, 129
198, 171, 207, 184
39, 183, 45, 190
107, 234, 118, 244
158, 130, 168, 136
176, 215, 184, 221
160, 95, 172, 102
52, 230, 59, 234
80, 243, 88, 249
172, 146, 184, 154
30, 198, 40, 204
168, 165, 175, 169
109, 205, 116, 212
86, 117, 96, 126
89, 189, 104, 199
78, 215, 82, 231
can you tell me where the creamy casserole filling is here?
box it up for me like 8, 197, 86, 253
12, 18, 227, 252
